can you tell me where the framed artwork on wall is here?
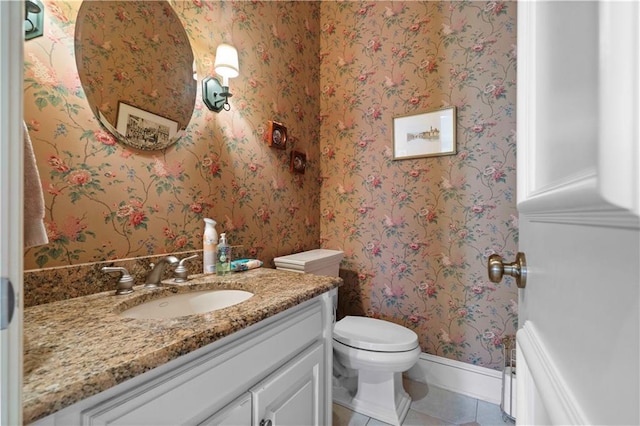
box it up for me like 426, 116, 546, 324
267, 120, 287, 149
116, 102, 178, 150
392, 106, 457, 160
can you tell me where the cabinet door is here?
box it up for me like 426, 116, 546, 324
251, 342, 324, 426
198, 393, 251, 426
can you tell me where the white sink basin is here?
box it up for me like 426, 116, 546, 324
120, 289, 254, 319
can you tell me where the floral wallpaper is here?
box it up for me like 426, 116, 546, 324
24, 1, 518, 370
24, 0, 322, 270
319, 1, 518, 369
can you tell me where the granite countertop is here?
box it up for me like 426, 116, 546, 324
23, 268, 341, 424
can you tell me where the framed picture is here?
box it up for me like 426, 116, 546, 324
116, 102, 178, 150
290, 151, 306, 174
392, 107, 457, 160
267, 120, 287, 149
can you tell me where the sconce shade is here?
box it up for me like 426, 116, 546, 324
214, 43, 239, 79
204, 43, 239, 113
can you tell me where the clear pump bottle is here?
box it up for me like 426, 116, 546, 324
216, 233, 231, 275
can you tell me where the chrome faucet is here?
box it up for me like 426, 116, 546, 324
145, 256, 179, 288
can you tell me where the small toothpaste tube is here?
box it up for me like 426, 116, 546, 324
231, 259, 263, 272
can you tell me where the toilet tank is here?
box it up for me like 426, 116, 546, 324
273, 249, 344, 277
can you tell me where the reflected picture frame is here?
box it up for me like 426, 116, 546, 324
116, 101, 179, 150
290, 151, 306, 174
392, 107, 457, 160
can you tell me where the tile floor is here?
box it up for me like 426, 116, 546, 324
332, 378, 515, 426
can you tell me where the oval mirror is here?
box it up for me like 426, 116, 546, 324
74, 1, 196, 150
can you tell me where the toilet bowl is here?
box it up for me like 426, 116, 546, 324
274, 249, 420, 426
333, 316, 420, 426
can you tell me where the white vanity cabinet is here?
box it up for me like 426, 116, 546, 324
32, 290, 335, 426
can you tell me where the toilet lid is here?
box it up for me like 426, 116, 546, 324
333, 316, 418, 352
274, 249, 343, 272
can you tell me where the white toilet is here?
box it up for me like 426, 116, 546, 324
274, 249, 420, 426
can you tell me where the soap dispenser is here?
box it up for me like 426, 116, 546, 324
216, 233, 231, 275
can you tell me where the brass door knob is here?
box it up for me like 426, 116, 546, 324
488, 252, 527, 288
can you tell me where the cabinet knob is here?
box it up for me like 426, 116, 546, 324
488, 252, 527, 289
260, 420, 272, 426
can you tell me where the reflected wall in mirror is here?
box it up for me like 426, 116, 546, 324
74, 0, 196, 150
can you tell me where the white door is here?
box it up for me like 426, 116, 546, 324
0, 1, 25, 425
514, 1, 639, 425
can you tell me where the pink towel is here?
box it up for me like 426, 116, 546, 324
23, 121, 48, 248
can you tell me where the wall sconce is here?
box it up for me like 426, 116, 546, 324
25, 0, 44, 40
203, 44, 239, 113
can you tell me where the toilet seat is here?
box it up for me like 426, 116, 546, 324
333, 316, 418, 352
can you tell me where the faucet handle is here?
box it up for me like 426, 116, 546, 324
101, 266, 134, 295
174, 254, 199, 283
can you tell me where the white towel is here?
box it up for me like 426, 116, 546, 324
23, 121, 48, 248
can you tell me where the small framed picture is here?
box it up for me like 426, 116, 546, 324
290, 151, 306, 174
116, 101, 178, 150
392, 107, 457, 160
267, 121, 287, 149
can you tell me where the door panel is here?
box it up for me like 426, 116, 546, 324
518, 218, 639, 424
0, 2, 25, 425
516, 1, 640, 424
531, 1, 598, 190
598, 1, 640, 215
518, 0, 639, 214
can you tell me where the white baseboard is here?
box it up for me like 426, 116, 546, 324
405, 353, 503, 405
